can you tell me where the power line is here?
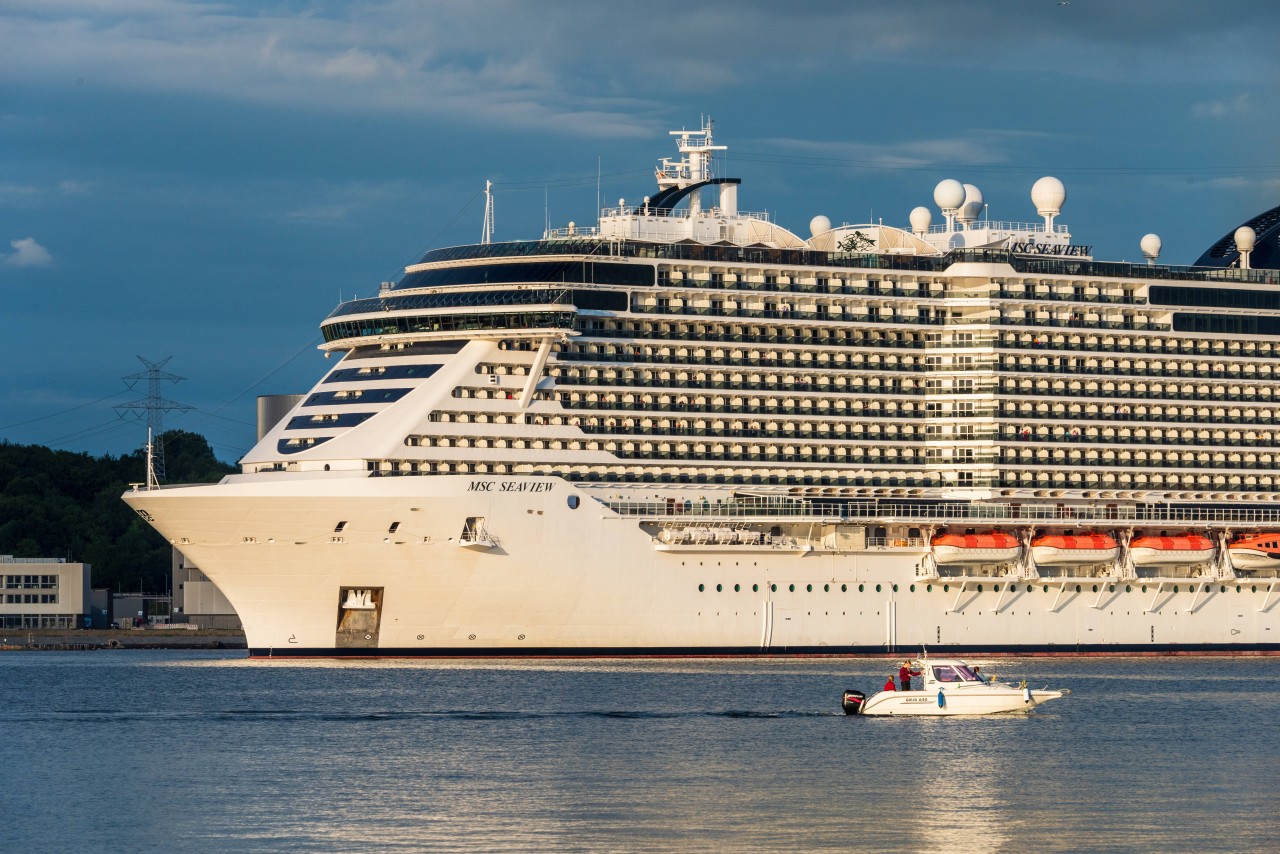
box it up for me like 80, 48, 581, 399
114, 356, 194, 481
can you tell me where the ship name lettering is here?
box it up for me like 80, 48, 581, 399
1009, 241, 1092, 257
467, 480, 554, 493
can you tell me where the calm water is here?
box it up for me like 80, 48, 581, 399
2, 652, 1278, 853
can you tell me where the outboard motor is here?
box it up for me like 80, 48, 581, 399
841, 690, 866, 715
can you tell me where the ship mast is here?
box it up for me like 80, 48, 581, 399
659, 118, 726, 216
481, 179, 494, 244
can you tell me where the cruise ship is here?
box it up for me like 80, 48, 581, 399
125, 121, 1280, 656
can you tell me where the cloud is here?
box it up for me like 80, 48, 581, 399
1, 1, 1276, 140
59, 180, 92, 194
4, 237, 54, 267
1192, 93, 1252, 119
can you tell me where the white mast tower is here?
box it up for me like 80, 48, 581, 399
481, 179, 494, 244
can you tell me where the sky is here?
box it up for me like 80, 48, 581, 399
3, 0, 1279, 464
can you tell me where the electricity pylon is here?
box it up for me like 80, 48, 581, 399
115, 356, 194, 482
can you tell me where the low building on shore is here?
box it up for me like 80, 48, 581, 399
1, 555, 91, 630
171, 549, 241, 630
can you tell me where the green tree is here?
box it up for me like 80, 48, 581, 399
0, 433, 236, 592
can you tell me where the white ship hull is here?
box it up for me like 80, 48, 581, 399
126, 476, 1280, 656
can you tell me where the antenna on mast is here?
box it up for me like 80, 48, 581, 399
481, 179, 494, 244
145, 428, 158, 489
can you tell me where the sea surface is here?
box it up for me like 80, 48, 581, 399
1, 652, 1277, 853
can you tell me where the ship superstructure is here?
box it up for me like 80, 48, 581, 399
126, 120, 1280, 656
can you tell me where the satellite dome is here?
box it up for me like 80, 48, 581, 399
809, 215, 832, 237
1140, 233, 1162, 260
1235, 226, 1257, 252
933, 179, 965, 211
909, 206, 933, 234
958, 183, 984, 223
1031, 177, 1066, 216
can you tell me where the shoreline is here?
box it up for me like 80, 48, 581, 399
0, 628, 246, 651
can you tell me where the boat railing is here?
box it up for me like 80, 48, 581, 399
601, 497, 1280, 526
926, 221, 1067, 235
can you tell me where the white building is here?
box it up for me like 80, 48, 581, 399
1, 555, 91, 629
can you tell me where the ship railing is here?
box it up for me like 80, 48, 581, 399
0, 556, 67, 564
865, 537, 927, 549
926, 221, 1067, 235
601, 497, 1280, 526
596, 206, 772, 222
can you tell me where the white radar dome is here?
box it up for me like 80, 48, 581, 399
1235, 226, 1257, 252
909, 206, 933, 234
959, 183, 984, 222
934, 179, 965, 211
1031, 177, 1066, 216
809, 215, 832, 237
1140, 233, 1162, 260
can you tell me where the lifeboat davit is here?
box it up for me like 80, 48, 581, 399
931, 532, 1020, 566
1030, 533, 1120, 566
1128, 534, 1214, 568
1227, 534, 1280, 572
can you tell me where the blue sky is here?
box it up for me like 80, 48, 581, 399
3, 0, 1279, 463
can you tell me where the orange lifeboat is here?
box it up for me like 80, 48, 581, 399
1227, 534, 1280, 572
1030, 533, 1120, 566
931, 532, 1020, 566
1128, 534, 1214, 568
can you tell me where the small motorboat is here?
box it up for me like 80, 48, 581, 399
842, 655, 1067, 716
1227, 534, 1280, 572
930, 532, 1020, 566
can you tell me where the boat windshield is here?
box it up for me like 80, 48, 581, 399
932, 664, 981, 683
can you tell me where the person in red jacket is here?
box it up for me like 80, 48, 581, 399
883, 675, 896, 692
899, 660, 921, 692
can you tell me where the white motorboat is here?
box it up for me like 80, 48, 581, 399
842, 657, 1067, 716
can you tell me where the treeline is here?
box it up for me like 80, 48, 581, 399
0, 431, 236, 593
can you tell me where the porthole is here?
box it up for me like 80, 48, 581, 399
909, 584, 916, 593
753, 584, 759, 592
789, 584, 796, 592
806, 584, 813, 592
1043, 585, 1049, 593
1108, 584, 1115, 593
1026, 585, 1032, 593
698, 584, 704, 592
567, 495, 580, 510
1253, 585, 1258, 593
841, 584, 847, 592
875, 584, 882, 592
1092, 585, 1098, 593
1173, 585, 1179, 593
715, 584, 722, 592
1142, 585, 1148, 593
734, 584, 741, 592
1220, 586, 1226, 593
977, 584, 983, 593
1075, 584, 1081, 593
858, 584, 864, 592
771, 584, 777, 592
892, 584, 899, 592
1236, 586, 1241, 592
823, 584, 830, 592
993, 585, 1000, 592
944, 584, 950, 592
927, 584, 933, 593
